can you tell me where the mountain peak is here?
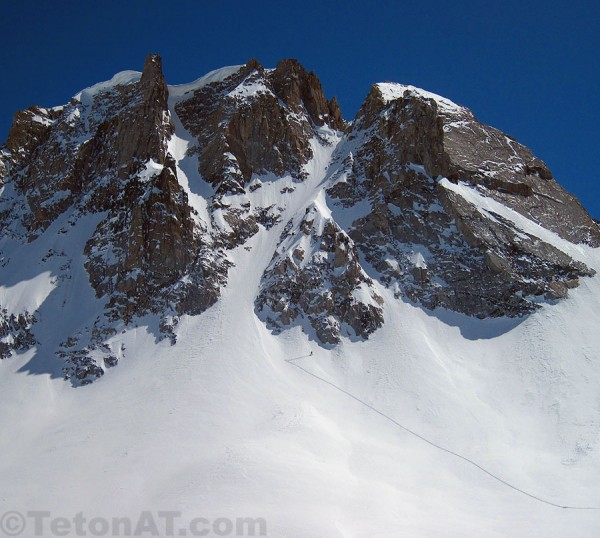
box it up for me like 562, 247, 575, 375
243, 57, 263, 71
271, 58, 345, 130
140, 53, 163, 82
140, 53, 168, 104
0, 55, 598, 382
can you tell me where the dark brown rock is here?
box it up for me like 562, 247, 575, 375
271, 59, 346, 130
5, 106, 60, 163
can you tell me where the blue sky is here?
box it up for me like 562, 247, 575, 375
1, 0, 599, 217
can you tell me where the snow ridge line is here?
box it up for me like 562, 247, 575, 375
285, 355, 600, 511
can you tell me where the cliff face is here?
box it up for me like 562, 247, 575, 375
0, 55, 597, 383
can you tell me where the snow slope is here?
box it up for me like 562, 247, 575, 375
1, 80, 600, 538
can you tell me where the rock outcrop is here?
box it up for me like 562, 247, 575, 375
257, 206, 384, 344
0, 309, 37, 360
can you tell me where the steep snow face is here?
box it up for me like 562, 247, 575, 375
0, 225, 599, 537
1, 57, 600, 537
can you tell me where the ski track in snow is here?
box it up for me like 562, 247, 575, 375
285, 355, 600, 511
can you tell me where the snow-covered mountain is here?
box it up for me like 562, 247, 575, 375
0, 55, 599, 537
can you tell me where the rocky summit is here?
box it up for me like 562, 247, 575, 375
0, 54, 598, 384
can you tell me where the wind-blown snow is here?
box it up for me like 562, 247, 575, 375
168, 65, 242, 100
227, 79, 272, 99
72, 70, 142, 104
376, 82, 466, 115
